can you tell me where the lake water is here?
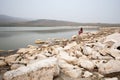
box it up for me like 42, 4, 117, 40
0, 26, 98, 50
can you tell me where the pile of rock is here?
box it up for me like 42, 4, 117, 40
0, 28, 120, 80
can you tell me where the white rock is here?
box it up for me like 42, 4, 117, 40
75, 51, 83, 58
58, 51, 78, 64
10, 64, 25, 70
35, 39, 45, 44
78, 58, 95, 70
104, 77, 118, 80
108, 49, 120, 60
3, 57, 59, 80
104, 33, 120, 43
112, 42, 120, 49
104, 41, 115, 48
27, 45, 38, 49
34, 54, 47, 60
104, 33, 120, 49
93, 42, 105, 50
0, 57, 5, 60
0, 60, 6, 67
91, 51, 102, 59
71, 35, 77, 40
5, 54, 19, 64
17, 48, 28, 54
83, 46, 93, 55
79, 33, 89, 39
83, 71, 93, 78
92, 60, 108, 68
64, 42, 77, 50
44, 52, 53, 57
59, 60, 82, 78
98, 60, 120, 74
99, 48, 110, 56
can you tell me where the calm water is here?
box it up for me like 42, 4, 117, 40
0, 27, 98, 50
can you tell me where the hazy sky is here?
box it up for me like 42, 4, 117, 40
0, 0, 120, 23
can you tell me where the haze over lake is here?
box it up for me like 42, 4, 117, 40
0, 26, 98, 50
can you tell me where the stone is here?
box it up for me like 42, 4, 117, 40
17, 48, 38, 56
93, 42, 105, 50
17, 48, 29, 54
10, 64, 25, 70
0, 57, 5, 60
104, 33, 120, 43
104, 33, 120, 49
59, 60, 82, 78
107, 49, 120, 60
83, 46, 93, 55
75, 51, 83, 58
3, 57, 59, 80
99, 48, 109, 56
71, 35, 77, 40
83, 71, 93, 78
5, 54, 19, 64
79, 33, 89, 39
104, 77, 118, 80
28, 49, 38, 54
98, 56, 113, 60
58, 51, 78, 64
77, 58, 95, 70
112, 43, 120, 49
92, 60, 108, 68
91, 51, 102, 59
44, 52, 53, 57
34, 54, 47, 60
0, 60, 6, 67
98, 60, 120, 74
35, 39, 45, 44
27, 45, 38, 49
104, 41, 115, 48
64, 42, 77, 50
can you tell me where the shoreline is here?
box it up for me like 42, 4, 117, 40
0, 27, 99, 51
0, 27, 120, 80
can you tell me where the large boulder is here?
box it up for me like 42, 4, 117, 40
104, 33, 120, 43
64, 42, 77, 50
58, 60, 82, 78
35, 39, 45, 44
17, 48, 38, 55
0, 60, 6, 67
82, 71, 93, 78
3, 58, 59, 80
5, 54, 19, 64
107, 49, 120, 60
83, 46, 93, 55
77, 58, 95, 70
58, 51, 78, 64
98, 60, 120, 74
104, 77, 118, 80
104, 33, 120, 49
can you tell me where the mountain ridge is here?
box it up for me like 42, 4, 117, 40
0, 15, 28, 24
0, 15, 120, 27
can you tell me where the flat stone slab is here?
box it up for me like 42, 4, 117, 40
3, 58, 59, 80
98, 60, 120, 74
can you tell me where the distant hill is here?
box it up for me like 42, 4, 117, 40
0, 15, 120, 27
0, 15, 28, 25
11, 19, 120, 27
16, 19, 82, 26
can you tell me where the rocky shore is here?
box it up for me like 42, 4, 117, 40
0, 27, 120, 80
